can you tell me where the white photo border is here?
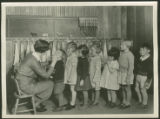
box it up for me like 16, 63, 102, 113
1, 1, 159, 118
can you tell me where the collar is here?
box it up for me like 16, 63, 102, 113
140, 54, 150, 61
32, 52, 41, 62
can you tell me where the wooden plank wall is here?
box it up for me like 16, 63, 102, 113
6, 6, 98, 17
127, 6, 153, 54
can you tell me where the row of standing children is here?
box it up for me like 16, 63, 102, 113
50, 41, 153, 111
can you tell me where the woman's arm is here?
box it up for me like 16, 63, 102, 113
30, 58, 56, 79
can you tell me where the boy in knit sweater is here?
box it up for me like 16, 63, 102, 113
134, 43, 153, 109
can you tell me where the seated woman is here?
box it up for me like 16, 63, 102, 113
16, 39, 58, 112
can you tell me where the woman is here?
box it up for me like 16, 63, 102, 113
16, 39, 57, 112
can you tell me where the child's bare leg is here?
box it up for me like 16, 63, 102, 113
91, 90, 95, 102
140, 87, 148, 105
125, 85, 132, 105
83, 91, 88, 105
111, 90, 117, 104
135, 82, 142, 103
122, 86, 127, 104
58, 93, 64, 107
93, 90, 100, 104
107, 90, 111, 102
70, 85, 77, 106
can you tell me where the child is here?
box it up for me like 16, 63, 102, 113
51, 50, 66, 112
89, 43, 102, 106
100, 47, 120, 108
134, 43, 153, 109
64, 42, 78, 110
118, 41, 134, 109
75, 45, 92, 109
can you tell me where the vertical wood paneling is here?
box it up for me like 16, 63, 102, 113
6, 6, 100, 18
121, 6, 127, 40
144, 7, 153, 48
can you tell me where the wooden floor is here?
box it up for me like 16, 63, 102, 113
8, 94, 153, 115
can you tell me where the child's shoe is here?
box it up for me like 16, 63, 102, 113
140, 104, 148, 109
110, 103, 117, 108
79, 104, 88, 110
106, 101, 112, 107
65, 104, 76, 110
91, 102, 99, 107
119, 103, 126, 109
121, 104, 131, 109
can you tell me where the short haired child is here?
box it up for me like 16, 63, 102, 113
100, 47, 120, 108
118, 41, 134, 108
134, 43, 153, 109
64, 42, 78, 110
89, 43, 102, 106
51, 50, 66, 111
75, 45, 92, 109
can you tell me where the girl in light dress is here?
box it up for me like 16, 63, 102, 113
100, 47, 120, 108
118, 41, 134, 109
64, 42, 79, 110
89, 43, 102, 106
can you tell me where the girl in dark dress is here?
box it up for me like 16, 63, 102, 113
75, 45, 92, 109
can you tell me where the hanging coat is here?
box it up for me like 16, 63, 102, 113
103, 40, 108, 60
62, 41, 67, 51
46, 49, 51, 62
52, 41, 57, 56
30, 41, 35, 53
26, 41, 31, 54
20, 42, 25, 61
13, 42, 20, 66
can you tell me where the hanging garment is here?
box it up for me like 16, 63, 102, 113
26, 41, 31, 54
30, 41, 35, 53
57, 41, 61, 50
20, 42, 25, 61
77, 41, 81, 46
46, 49, 51, 62
52, 41, 57, 56
103, 40, 108, 61
13, 41, 20, 66
61, 41, 67, 51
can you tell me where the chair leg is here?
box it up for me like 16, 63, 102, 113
14, 99, 19, 114
31, 96, 36, 114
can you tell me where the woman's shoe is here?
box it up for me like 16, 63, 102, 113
52, 106, 64, 112
36, 107, 47, 112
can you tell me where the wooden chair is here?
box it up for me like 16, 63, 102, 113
13, 78, 36, 114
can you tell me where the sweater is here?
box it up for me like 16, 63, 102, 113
52, 60, 65, 83
135, 55, 153, 80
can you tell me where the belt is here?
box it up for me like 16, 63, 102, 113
137, 72, 147, 76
